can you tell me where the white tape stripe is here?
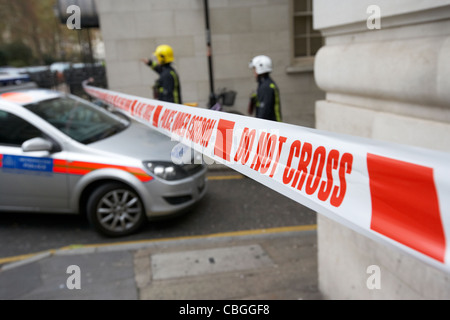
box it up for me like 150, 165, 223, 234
83, 83, 450, 273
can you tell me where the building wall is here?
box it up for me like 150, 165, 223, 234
94, 0, 324, 127
314, 0, 450, 299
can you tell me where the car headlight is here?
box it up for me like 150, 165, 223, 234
144, 161, 189, 181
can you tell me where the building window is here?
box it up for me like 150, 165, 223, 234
289, 0, 323, 72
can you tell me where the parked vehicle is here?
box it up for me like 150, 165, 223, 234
0, 67, 31, 86
0, 87, 207, 237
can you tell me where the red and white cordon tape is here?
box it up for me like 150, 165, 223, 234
84, 82, 450, 272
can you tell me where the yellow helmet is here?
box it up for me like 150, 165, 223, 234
154, 44, 174, 64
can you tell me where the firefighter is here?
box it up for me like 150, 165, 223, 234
248, 55, 282, 122
141, 44, 182, 104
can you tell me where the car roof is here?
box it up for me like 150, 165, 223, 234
0, 88, 62, 106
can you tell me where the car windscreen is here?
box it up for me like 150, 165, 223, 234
24, 96, 129, 144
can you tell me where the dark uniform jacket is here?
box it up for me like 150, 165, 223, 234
148, 61, 182, 104
255, 74, 282, 122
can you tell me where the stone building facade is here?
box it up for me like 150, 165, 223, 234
95, 0, 324, 128
314, 0, 450, 299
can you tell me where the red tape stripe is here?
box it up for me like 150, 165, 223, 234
367, 153, 446, 262
214, 119, 235, 162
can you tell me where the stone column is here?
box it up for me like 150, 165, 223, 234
313, 0, 450, 299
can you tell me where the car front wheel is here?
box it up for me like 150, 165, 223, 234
87, 182, 146, 237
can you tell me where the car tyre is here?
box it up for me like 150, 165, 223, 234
87, 182, 146, 237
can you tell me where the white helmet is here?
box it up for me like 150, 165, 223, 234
249, 55, 273, 75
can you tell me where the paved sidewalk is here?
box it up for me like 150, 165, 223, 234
0, 226, 321, 300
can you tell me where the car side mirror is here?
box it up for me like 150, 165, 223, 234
22, 137, 54, 153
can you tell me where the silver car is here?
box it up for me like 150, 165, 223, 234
0, 88, 207, 237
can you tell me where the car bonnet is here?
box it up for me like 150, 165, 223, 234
88, 119, 178, 162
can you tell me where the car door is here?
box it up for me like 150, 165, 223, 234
0, 109, 69, 212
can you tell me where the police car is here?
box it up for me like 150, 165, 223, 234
0, 87, 207, 237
